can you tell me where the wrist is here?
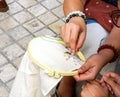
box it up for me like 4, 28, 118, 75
65, 11, 87, 23
69, 16, 85, 25
98, 48, 114, 64
97, 44, 120, 63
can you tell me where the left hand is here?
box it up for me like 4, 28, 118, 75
74, 54, 107, 81
100, 71, 120, 97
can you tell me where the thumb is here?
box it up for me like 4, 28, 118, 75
78, 63, 90, 73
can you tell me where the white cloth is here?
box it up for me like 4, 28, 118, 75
9, 22, 116, 97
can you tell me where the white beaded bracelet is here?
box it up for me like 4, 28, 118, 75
65, 11, 87, 23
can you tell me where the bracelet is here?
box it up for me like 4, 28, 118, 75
65, 11, 87, 23
97, 44, 119, 63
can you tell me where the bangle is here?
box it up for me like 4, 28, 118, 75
65, 11, 87, 23
97, 44, 119, 63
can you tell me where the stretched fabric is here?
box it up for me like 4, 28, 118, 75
9, 22, 116, 97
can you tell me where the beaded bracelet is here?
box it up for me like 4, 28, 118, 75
65, 11, 87, 23
97, 44, 119, 63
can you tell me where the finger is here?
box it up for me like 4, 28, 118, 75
101, 81, 107, 88
103, 75, 120, 94
74, 71, 96, 81
105, 71, 120, 85
60, 25, 71, 48
74, 63, 96, 81
70, 26, 80, 54
76, 30, 86, 51
99, 77, 105, 83
64, 24, 71, 47
78, 63, 90, 73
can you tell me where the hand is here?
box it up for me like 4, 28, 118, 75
81, 80, 109, 97
60, 16, 86, 54
74, 54, 107, 81
101, 71, 120, 97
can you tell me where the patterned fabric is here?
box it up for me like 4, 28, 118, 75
84, 0, 118, 32
103, 0, 117, 6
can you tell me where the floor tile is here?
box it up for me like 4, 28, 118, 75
27, 4, 47, 17
23, 18, 44, 33
0, 64, 17, 83
18, 35, 34, 49
0, 34, 13, 49
52, 5, 64, 18
0, 54, 8, 66
34, 28, 56, 37
8, 2, 24, 15
48, 20, 65, 34
7, 26, 30, 40
38, 12, 58, 25
2, 43, 25, 61
13, 10, 33, 23
0, 17, 19, 31
41, 0, 60, 10
0, 86, 9, 97
17, 0, 37, 8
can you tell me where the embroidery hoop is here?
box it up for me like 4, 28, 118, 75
27, 36, 85, 79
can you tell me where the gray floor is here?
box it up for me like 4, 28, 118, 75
0, 0, 64, 96
0, 0, 120, 97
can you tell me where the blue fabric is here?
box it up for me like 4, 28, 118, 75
103, 0, 117, 6
87, 19, 98, 24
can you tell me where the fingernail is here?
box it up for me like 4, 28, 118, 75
71, 50, 75, 55
76, 48, 78, 51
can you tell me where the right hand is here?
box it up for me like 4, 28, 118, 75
60, 16, 86, 54
74, 54, 108, 82
101, 71, 120, 97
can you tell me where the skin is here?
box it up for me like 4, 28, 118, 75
81, 80, 109, 97
57, 0, 120, 97
60, 0, 87, 54
100, 71, 120, 97
61, 0, 120, 81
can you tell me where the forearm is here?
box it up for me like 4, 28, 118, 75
118, 0, 120, 9
98, 24, 120, 63
105, 27, 120, 50
63, 0, 87, 16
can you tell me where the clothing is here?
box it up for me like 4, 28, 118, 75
103, 0, 117, 6
9, 21, 116, 97
84, 0, 118, 32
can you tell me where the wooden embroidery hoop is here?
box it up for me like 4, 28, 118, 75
27, 36, 85, 79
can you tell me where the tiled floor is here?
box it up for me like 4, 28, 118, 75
1, 0, 120, 97
0, 0, 64, 96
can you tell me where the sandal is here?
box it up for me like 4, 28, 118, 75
51, 83, 61, 97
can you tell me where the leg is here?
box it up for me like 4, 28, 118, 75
57, 76, 76, 97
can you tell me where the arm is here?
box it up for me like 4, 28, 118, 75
118, 0, 120, 9
61, 0, 88, 54
63, 0, 87, 16
74, 25, 120, 82
74, 3, 120, 81
98, 24, 120, 64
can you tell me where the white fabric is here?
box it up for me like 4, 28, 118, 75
9, 22, 116, 97
28, 36, 84, 74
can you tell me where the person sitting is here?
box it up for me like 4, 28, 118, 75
56, 0, 120, 97
81, 71, 120, 97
